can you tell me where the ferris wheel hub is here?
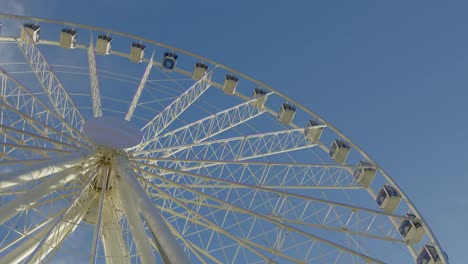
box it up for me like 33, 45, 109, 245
83, 116, 143, 149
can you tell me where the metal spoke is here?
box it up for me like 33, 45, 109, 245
135, 128, 314, 162
147, 180, 295, 263
137, 162, 409, 220
0, 69, 89, 147
139, 70, 213, 145
14, 169, 97, 263
137, 93, 269, 153
139, 169, 385, 264
125, 53, 154, 121
16, 27, 87, 141
0, 149, 97, 190
88, 37, 103, 118
0, 124, 79, 150
0, 166, 83, 225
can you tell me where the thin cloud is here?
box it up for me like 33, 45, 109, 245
1, 0, 26, 15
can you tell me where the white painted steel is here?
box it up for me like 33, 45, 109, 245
114, 156, 190, 264
0, 149, 96, 190
88, 37, 103, 118
117, 177, 156, 264
101, 200, 131, 264
0, 14, 447, 263
0, 166, 82, 225
125, 53, 154, 122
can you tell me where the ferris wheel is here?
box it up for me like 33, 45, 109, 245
0, 14, 448, 264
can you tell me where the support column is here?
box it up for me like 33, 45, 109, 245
114, 156, 190, 264
118, 179, 156, 264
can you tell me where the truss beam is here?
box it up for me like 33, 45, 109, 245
139, 70, 212, 145
17, 28, 86, 134
0, 149, 96, 190
125, 53, 154, 121
88, 37, 103, 117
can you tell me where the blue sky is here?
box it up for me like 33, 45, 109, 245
1, 0, 466, 262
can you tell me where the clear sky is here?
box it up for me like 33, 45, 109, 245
1, 0, 466, 262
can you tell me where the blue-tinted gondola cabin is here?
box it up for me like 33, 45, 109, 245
162, 52, 178, 71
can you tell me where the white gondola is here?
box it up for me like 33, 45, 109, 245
21, 23, 40, 43
222, 74, 239, 95
417, 245, 448, 264
353, 160, 376, 187
399, 213, 424, 244
129, 43, 145, 63
278, 103, 296, 124
329, 139, 350, 163
192, 62, 208, 81
252, 88, 268, 109
304, 120, 324, 144
162, 52, 178, 71
60, 28, 77, 49
376, 185, 401, 213
96, 35, 112, 55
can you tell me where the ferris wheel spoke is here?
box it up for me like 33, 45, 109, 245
0, 166, 83, 225
87, 37, 103, 118
142, 163, 407, 221
137, 158, 360, 188
0, 72, 89, 148
22, 167, 98, 263
137, 94, 270, 153
140, 172, 385, 263
155, 193, 404, 250
135, 128, 314, 162
0, 149, 97, 191
0, 124, 80, 151
17, 26, 87, 138
0, 103, 85, 149
147, 182, 278, 263
125, 53, 154, 121
0, 142, 73, 155
5, 169, 97, 263
139, 166, 405, 255
139, 70, 213, 145
0, 206, 67, 254
26, 195, 98, 263
0, 208, 67, 262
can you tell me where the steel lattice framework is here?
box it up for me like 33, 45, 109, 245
0, 14, 448, 264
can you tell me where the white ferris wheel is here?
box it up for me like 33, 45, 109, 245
0, 14, 448, 264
